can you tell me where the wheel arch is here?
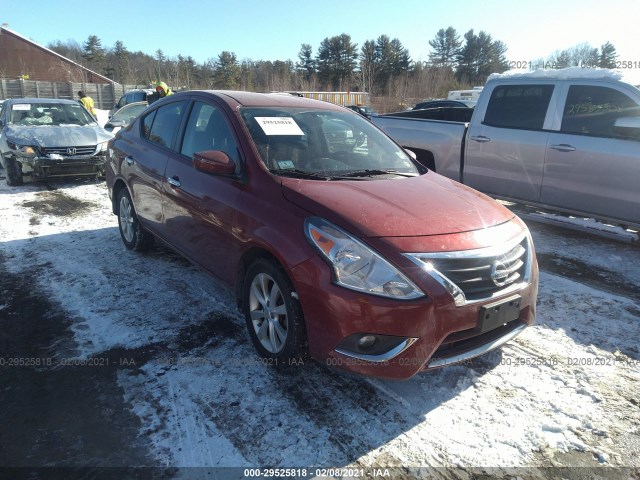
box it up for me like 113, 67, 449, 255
111, 179, 129, 214
235, 247, 287, 311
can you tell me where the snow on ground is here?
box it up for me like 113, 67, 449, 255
0, 177, 638, 474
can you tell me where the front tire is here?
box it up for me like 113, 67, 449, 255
116, 188, 154, 251
242, 258, 308, 365
5, 157, 23, 186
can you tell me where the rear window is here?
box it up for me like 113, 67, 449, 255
483, 84, 554, 130
141, 101, 187, 150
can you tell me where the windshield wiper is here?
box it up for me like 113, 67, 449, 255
270, 169, 333, 180
338, 169, 418, 178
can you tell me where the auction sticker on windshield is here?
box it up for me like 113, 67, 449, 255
255, 117, 304, 135
12, 104, 30, 111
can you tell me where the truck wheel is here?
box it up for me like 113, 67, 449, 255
242, 258, 308, 366
116, 188, 154, 251
5, 157, 23, 186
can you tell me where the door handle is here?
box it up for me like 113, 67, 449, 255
167, 176, 181, 188
125, 156, 135, 165
470, 135, 491, 143
550, 144, 576, 152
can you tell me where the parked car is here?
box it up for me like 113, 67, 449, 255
346, 105, 375, 118
108, 89, 154, 118
413, 100, 470, 110
0, 98, 113, 185
106, 90, 538, 380
104, 101, 148, 134
373, 68, 640, 229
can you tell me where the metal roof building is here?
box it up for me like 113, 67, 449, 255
0, 26, 112, 84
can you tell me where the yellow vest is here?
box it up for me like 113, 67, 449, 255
80, 96, 96, 116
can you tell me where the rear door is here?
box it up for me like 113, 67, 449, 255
542, 82, 640, 226
464, 83, 556, 202
123, 99, 188, 233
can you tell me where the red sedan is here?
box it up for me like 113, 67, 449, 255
106, 90, 538, 379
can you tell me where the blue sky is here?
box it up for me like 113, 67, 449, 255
2, 0, 638, 65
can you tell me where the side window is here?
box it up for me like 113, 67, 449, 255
561, 85, 640, 138
483, 84, 554, 130
142, 101, 187, 150
132, 92, 144, 102
142, 110, 156, 140
180, 101, 239, 162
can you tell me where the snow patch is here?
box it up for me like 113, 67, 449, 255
489, 67, 625, 81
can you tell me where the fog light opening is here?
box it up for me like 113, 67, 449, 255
357, 334, 377, 350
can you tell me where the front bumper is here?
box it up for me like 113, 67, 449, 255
15, 154, 105, 178
288, 225, 538, 380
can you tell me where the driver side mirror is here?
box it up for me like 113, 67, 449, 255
193, 150, 236, 175
404, 148, 417, 160
613, 116, 640, 140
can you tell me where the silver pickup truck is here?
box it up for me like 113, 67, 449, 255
373, 68, 640, 229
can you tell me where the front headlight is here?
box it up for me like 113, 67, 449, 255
97, 141, 109, 153
305, 217, 424, 300
7, 141, 37, 157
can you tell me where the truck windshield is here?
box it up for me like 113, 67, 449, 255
240, 107, 418, 178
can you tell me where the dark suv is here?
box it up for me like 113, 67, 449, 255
108, 89, 154, 118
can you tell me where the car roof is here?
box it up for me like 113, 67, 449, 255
170, 90, 345, 111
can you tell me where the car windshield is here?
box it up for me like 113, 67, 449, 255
111, 103, 147, 124
10, 102, 96, 126
240, 107, 418, 179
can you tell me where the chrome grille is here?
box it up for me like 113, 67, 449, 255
405, 233, 532, 305
43, 146, 96, 156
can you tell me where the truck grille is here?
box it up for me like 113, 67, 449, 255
43, 146, 96, 156
404, 233, 532, 305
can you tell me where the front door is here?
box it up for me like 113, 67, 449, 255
542, 83, 640, 226
162, 99, 243, 283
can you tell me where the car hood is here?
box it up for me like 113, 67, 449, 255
4, 124, 113, 148
281, 173, 514, 238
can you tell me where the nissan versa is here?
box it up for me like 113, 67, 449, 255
105, 90, 538, 380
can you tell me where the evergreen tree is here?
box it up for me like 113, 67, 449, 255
296, 44, 316, 81
212, 51, 240, 89
316, 34, 358, 90
359, 40, 377, 94
113, 40, 130, 84
599, 42, 617, 68
82, 35, 105, 70
428, 27, 461, 68
456, 30, 508, 84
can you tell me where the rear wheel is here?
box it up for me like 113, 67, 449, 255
5, 157, 23, 186
242, 258, 308, 365
116, 188, 154, 251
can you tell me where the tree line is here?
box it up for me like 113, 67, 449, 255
47, 28, 619, 104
